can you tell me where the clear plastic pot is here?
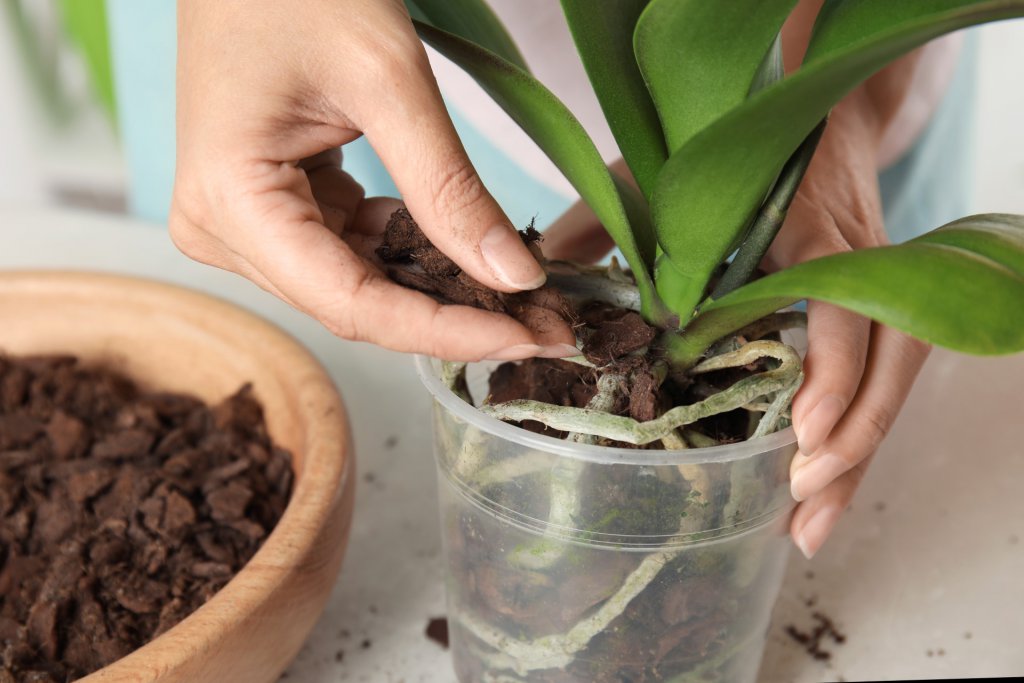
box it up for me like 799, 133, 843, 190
417, 356, 797, 683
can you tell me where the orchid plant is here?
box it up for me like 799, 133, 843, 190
406, 1, 1023, 431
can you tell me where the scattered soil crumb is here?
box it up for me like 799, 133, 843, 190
384, 435, 398, 450
804, 595, 818, 608
363, 471, 377, 484
338, 628, 351, 639
805, 570, 815, 580
927, 649, 934, 657
360, 639, 372, 650
368, 604, 378, 615
425, 617, 450, 649
334, 650, 345, 663
964, 631, 973, 640
938, 648, 946, 656
785, 611, 846, 662
874, 501, 886, 512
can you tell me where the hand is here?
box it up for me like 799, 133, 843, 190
762, 89, 930, 559
171, 0, 575, 361
542, 88, 930, 560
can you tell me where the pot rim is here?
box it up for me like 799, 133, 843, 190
415, 354, 796, 466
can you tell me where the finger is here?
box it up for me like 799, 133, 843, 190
789, 457, 871, 559
359, 50, 545, 293
307, 165, 365, 237
350, 196, 406, 236
343, 196, 406, 262
790, 324, 931, 502
791, 301, 871, 457
226, 181, 564, 360
541, 199, 616, 263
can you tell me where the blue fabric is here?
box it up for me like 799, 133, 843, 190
879, 33, 979, 243
107, 0, 176, 224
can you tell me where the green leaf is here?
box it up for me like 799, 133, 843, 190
405, 0, 529, 72
412, 21, 669, 324
670, 215, 1024, 366
634, 0, 798, 154
560, 0, 667, 198
652, 0, 1024, 322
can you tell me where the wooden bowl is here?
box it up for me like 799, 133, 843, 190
0, 271, 354, 682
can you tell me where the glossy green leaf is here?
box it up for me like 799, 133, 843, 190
652, 0, 1024, 321
634, 0, 798, 154
413, 21, 669, 324
561, 0, 666, 198
405, 0, 529, 72
670, 215, 1024, 366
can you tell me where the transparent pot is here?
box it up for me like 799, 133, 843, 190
417, 356, 797, 683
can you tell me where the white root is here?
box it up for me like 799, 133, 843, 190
509, 374, 621, 571
482, 341, 802, 445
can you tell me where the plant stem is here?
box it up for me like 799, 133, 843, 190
710, 119, 827, 301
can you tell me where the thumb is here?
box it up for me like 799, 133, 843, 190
360, 57, 545, 293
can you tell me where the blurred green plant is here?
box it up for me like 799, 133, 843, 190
3, 0, 115, 124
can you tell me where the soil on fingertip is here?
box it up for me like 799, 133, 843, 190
377, 209, 766, 446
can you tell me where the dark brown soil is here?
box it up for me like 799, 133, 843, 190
379, 209, 767, 446
0, 355, 291, 682
425, 617, 449, 649
785, 611, 847, 662
378, 209, 573, 336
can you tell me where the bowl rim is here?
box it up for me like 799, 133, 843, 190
0, 270, 352, 678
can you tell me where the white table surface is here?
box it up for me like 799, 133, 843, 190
1, 206, 1022, 683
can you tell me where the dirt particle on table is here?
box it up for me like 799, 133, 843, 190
334, 649, 345, 663
874, 501, 886, 512
964, 631, 973, 640
360, 639, 372, 650
363, 471, 377, 485
927, 649, 934, 657
805, 570, 815, 580
384, 435, 398, 450
0, 355, 292, 681
785, 611, 846, 662
425, 617, 449, 649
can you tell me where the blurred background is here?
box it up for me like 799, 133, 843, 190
0, 1, 1023, 226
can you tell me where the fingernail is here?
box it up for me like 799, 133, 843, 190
795, 504, 843, 559
485, 343, 543, 361
796, 394, 845, 456
538, 343, 581, 359
790, 452, 849, 502
480, 225, 547, 290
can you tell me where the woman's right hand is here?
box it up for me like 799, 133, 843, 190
171, 0, 576, 361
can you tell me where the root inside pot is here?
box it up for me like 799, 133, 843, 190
0, 355, 292, 682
